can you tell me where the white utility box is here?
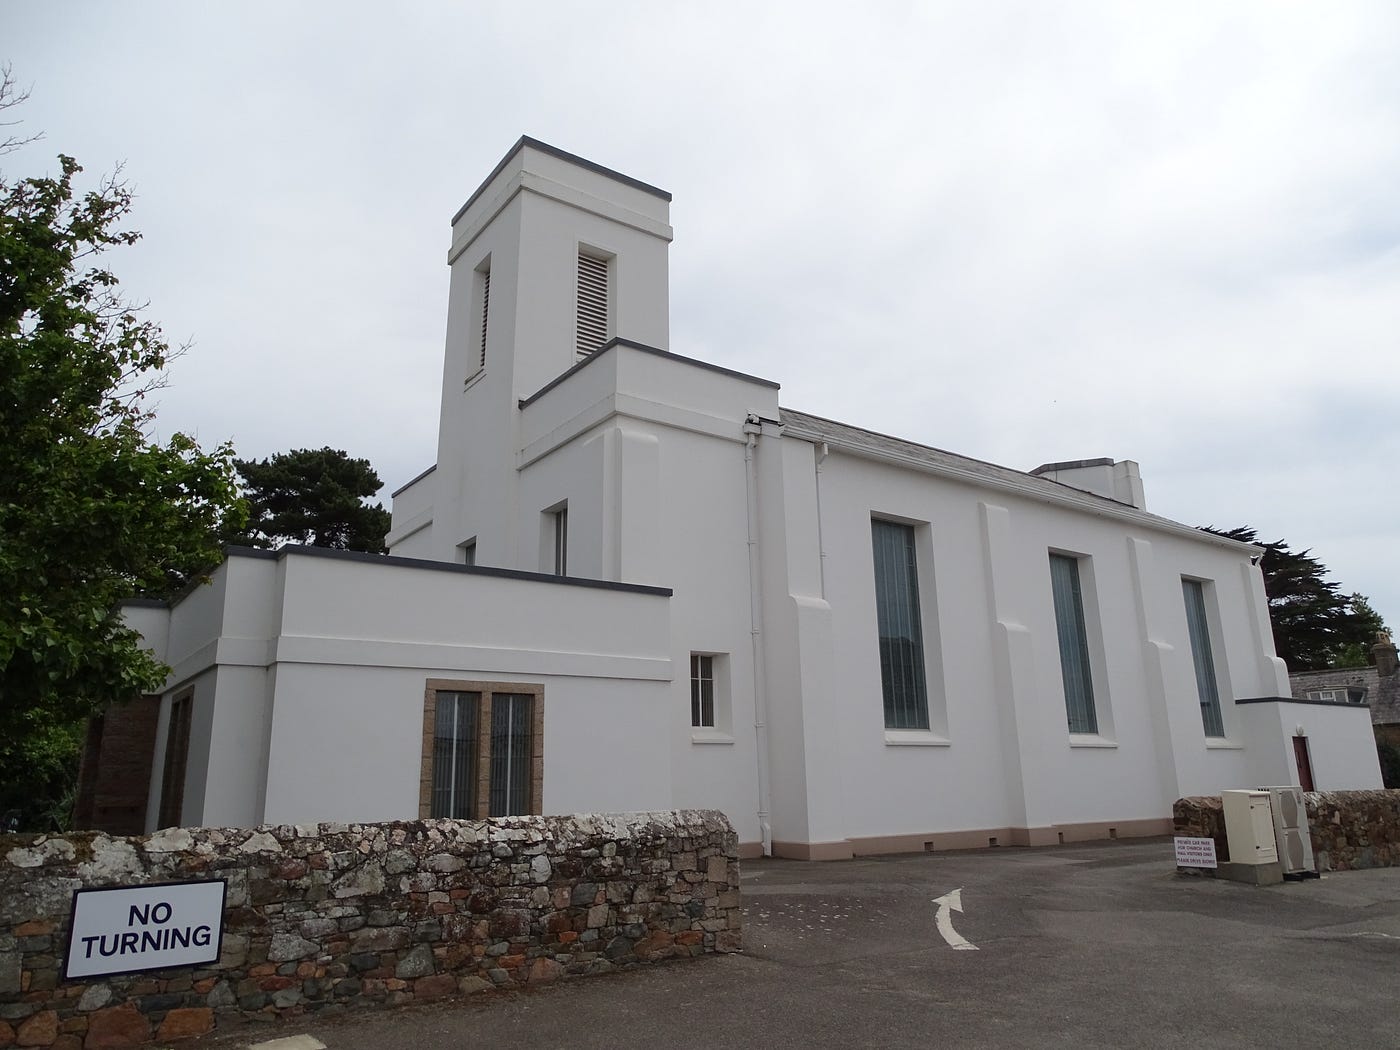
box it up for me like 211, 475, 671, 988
1222, 789, 1279, 865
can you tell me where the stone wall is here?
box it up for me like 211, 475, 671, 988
1173, 790, 1400, 872
0, 810, 740, 1047
1307, 790, 1400, 870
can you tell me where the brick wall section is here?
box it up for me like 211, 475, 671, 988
71, 698, 161, 836
1173, 790, 1400, 872
0, 810, 740, 1048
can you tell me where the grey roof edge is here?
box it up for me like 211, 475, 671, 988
391, 463, 437, 499
1030, 458, 1116, 476
236, 543, 672, 596
518, 338, 780, 409
121, 544, 673, 610
1235, 695, 1372, 709
452, 136, 672, 226
778, 407, 1262, 555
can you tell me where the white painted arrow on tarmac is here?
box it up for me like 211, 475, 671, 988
931, 888, 978, 951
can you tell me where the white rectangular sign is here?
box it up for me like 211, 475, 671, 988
64, 879, 226, 979
1173, 836, 1218, 869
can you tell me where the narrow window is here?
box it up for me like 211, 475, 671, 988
458, 538, 476, 566
1049, 553, 1098, 734
691, 654, 715, 728
478, 266, 490, 371
489, 693, 534, 816
871, 520, 930, 730
553, 507, 568, 576
157, 692, 193, 829
430, 691, 479, 818
576, 251, 609, 356
1182, 579, 1225, 738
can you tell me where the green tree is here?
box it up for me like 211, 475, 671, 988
1201, 527, 1387, 671
233, 447, 391, 553
1, 79, 244, 828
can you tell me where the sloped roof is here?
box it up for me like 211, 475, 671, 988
778, 407, 1256, 552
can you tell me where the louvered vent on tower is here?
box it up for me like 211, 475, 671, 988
478, 268, 490, 370
575, 252, 609, 356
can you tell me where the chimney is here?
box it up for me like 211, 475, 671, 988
1373, 631, 1398, 677
1029, 458, 1146, 510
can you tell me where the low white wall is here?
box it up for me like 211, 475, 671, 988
136, 548, 675, 831
1237, 698, 1382, 792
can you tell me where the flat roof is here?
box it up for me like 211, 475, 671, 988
452, 135, 672, 226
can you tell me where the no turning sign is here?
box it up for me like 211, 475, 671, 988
64, 879, 226, 979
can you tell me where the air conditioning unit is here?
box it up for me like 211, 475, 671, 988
1259, 784, 1317, 878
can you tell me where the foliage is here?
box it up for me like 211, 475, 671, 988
1, 77, 245, 827
0, 717, 84, 832
232, 447, 391, 553
1201, 527, 1387, 672
1378, 740, 1400, 790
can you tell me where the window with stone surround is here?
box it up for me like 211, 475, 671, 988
420, 680, 543, 819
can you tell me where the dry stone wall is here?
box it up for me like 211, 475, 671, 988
0, 810, 740, 1047
1173, 790, 1400, 872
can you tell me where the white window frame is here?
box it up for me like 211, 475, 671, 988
689, 652, 733, 744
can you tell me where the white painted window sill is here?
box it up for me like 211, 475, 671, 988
1205, 739, 1243, 750
691, 731, 734, 745
884, 730, 951, 747
1068, 734, 1118, 749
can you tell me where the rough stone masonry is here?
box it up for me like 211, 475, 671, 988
0, 810, 741, 1047
1172, 789, 1400, 872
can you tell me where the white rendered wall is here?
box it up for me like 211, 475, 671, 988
1235, 700, 1383, 792
417, 139, 674, 569
789, 437, 1299, 845
514, 343, 782, 850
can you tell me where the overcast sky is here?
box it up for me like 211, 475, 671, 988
8, 3, 1400, 625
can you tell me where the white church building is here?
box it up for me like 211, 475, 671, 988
110, 137, 1381, 859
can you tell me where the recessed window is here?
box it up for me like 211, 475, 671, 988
691, 654, 715, 728
552, 506, 568, 576
871, 519, 930, 731
1049, 553, 1098, 735
157, 690, 193, 829
430, 691, 478, 818
1182, 578, 1225, 738
458, 538, 476, 566
421, 681, 543, 819
576, 250, 609, 356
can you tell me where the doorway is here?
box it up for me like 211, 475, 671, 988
1292, 735, 1315, 792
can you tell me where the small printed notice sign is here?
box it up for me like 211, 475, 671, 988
64, 879, 226, 979
1174, 836, 1218, 869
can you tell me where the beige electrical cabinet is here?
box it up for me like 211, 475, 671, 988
1222, 789, 1279, 865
